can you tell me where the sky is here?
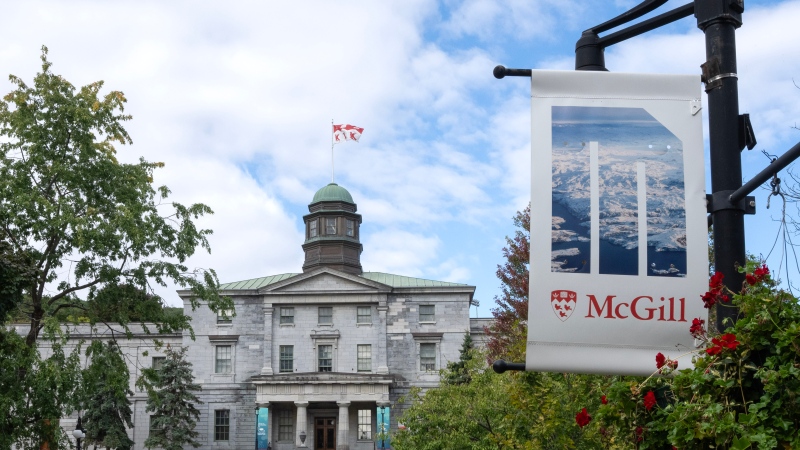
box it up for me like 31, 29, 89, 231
2, 0, 800, 317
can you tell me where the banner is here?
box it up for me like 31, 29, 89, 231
527, 70, 708, 376
376, 406, 391, 449
256, 407, 269, 450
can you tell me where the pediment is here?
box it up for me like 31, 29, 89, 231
260, 267, 391, 294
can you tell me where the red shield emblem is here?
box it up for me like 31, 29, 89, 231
551, 290, 577, 322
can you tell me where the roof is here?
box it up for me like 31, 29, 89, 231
360, 272, 471, 288
311, 183, 354, 204
218, 271, 471, 291
219, 273, 299, 290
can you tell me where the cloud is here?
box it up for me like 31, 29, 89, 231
361, 230, 441, 277
439, 0, 585, 43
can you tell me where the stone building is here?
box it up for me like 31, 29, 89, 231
161, 183, 478, 450
17, 182, 482, 450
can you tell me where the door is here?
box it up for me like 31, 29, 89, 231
315, 417, 336, 450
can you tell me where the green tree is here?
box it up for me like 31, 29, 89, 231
0, 324, 82, 450
0, 234, 35, 324
81, 341, 135, 450
141, 345, 202, 450
443, 332, 474, 385
0, 47, 230, 448
395, 348, 613, 450
0, 46, 230, 348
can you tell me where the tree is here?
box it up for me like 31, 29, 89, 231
141, 345, 202, 450
0, 234, 35, 324
0, 46, 230, 348
443, 332, 474, 385
394, 347, 611, 450
81, 341, 135, 450
0, 47, 230, 447
485, 204, 530, 362
0, 324, 82, 450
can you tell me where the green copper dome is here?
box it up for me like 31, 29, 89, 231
311, 183, 354, 204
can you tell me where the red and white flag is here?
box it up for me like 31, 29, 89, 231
333, 124, 364, 144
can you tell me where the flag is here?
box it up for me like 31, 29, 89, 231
333, 124, 364, 144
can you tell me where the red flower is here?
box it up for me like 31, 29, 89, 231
635, 426, 644, 442
706, 345, 722, 356
706, 333, 739, 355
655, 352, 666, 369
689, 318, 706, 338
717, 333, 740, 350
710, 272, 724, 289
643, 391, 657, 411
701, 291, 716, 309
747, 264, 770, 286
601, 395, 607, 405
701, 272, 730, 307
575, 408, 591, 428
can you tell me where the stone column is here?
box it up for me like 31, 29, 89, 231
261, 306, 274, 375
336, 401, 351, 450
376, 305, 389, 374
295, 401, 309, 448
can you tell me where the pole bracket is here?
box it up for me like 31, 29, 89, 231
706, 191, 756, 215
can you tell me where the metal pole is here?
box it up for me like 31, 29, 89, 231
695, 0, 745, 332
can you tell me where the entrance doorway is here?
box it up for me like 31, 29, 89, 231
315, 417, 336, 450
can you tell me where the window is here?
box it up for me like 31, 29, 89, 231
358, 410, 372, 440
318, 345, 333, 372
357, 306, 371, 324
280, 307, 294, 324
278, 410, 293, 441
357, 344, 371, 372
420, 343, 436, 371
279, 345, 293, 373
318, 307, 333, 324
215, 345, 232, 374
326, 217, 336, 234
214, 410, 230, 441
419, 305, 435, 322
346, 219, 355, 237
309, 220, 318, 238
152, 356, 166, 371
149, 415, 163, 435
217, 309, 233, 324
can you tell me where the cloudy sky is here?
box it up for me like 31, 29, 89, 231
2, 0, 800, 316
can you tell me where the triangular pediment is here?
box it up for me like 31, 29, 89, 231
260, 267, 391, 294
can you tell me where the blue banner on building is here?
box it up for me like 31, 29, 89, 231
376, 406, 391, 449
256, 407, 269, 450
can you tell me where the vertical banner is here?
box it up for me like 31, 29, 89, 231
528, 70, 708, 376
376, 406, 391, 449
256, 407, 269, 450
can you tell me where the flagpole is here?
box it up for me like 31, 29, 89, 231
331, 119, 335, 183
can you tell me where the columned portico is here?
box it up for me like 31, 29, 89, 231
336, 401, 350, 450
253, 373, 392, 449
295, 401, 309, 447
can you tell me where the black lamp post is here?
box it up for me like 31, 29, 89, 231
72, 416, 85, 450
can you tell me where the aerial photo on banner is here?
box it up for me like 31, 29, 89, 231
551, 106, 687, 278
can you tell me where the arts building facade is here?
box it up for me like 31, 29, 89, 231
22, 183, 487, 450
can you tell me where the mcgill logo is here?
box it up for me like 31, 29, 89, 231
551, 290, 687, 322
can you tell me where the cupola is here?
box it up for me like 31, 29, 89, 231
301, 183, 363, 274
